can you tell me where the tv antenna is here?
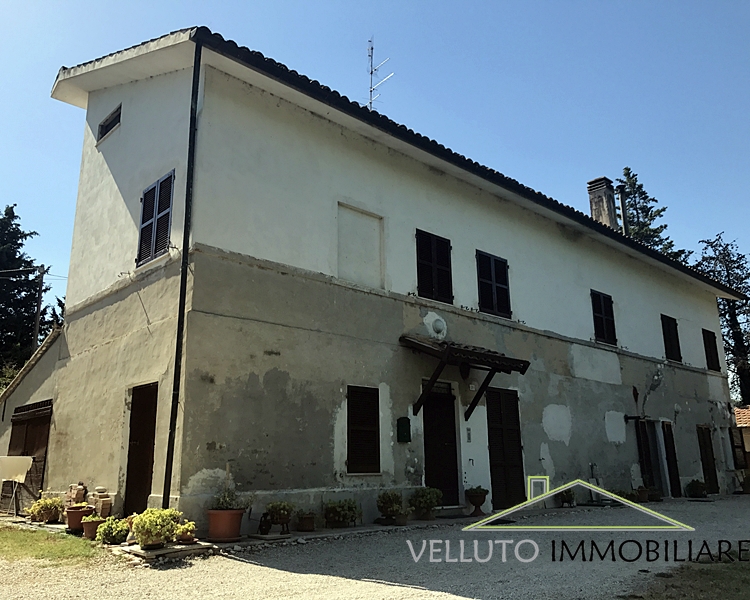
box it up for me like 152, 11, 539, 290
368, 37, 393, 111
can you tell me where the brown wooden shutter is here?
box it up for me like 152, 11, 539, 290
661, 315, 682, 362
153, 172, 174, 257
346, 386, 380, 474
661, 421, 682, 497
137, 184, 157, 265
730, 427, 747, 469
477, 251, 511, 318
416, 230, 453, 303
702, 329, 721, 371
591, 290, 616, 345
635, 418, 655, 488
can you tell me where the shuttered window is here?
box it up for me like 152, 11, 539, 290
97, 104, 121, 141
137, 171, 174, 266
702, 329, 721, 372
416, 229, 453, 304
346, 386, 380, 473
476, 251, 511, 318
730, 428, 747, 470
591, 290, 617, 345
661, 314, 682, 362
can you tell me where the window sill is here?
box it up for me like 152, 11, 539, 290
95, 122, 121, 148
134, 250, 172, 273
594, 339, 618, 347
345, 472, 382, 476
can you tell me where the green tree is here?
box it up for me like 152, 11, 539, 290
617, 167, 692, 263
0, 205, 61, 390
693, 233, 750, 405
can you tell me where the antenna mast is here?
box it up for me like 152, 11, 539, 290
368, 37, 393, 111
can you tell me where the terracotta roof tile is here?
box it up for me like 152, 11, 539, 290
734, 406, 750, 427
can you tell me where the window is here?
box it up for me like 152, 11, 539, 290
702, 329, 721, 371
661, 314, 682, 362
476, 251, 511, 318
416, 229, 453, 303
346, 386, 380, 473
590, 290, 617, 345
136, 171, 174, 266
97, 105, 121, 141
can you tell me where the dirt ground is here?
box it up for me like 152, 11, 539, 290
1, 495, 749, 599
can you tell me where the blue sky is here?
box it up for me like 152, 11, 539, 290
1, 1, 748, 303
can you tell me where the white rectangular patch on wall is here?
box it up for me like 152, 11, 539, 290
337, 203, 383, 289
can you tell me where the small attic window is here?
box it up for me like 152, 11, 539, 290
97, 105, 121, 141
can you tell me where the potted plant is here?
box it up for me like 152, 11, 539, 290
636, 486, 650, 503
647, 487, 663, 502
556, 488, 576, 507
323, 499, 361, 528
175, 521, 197, 544
207, 486, 254, 543
394, 506, 411, 526
376, 490, 403, 525
95, 516, 130, 545
65, 503, 95, 532
465, 485, 489, 516
131, 508, 180, 549
28, 497, 64, 524
408, 487, 443, 520
685, 479, 707, 499
81, 512, 106, 540
296, 510, 316, 532
266, 501, 295, 534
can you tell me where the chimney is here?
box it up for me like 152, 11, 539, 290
587, 177, 617, 229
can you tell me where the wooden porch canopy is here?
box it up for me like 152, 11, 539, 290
399, 334, 530, 420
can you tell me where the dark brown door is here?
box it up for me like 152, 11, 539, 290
696, 425, 719, 494
123, 384, 158, 516
661, 421, 682, 498
422, 382, 459, 506
635, 418, 656, 489
2, 401, 52, 512
486, 388, 525, 509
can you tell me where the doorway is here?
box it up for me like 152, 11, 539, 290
123, 384, 158, 516
696, 425, 720, 494
422, 382, 460, 506
635, 418, 682, 497
486, 388, 525, 509
1, 400, 52, 511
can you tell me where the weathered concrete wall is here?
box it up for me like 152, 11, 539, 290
0, 259, 186, 512
178, 247, 733, 527
67, 67, 192, 309
192, 65, 724, 369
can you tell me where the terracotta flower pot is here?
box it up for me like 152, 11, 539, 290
394, 513, 409, 526
207, 509, 246, 542
637, 488, 649, 503
296, 514, 315, 532
465, 491, 488, 517
82, 518, 105, 540
66, 506, 95, 532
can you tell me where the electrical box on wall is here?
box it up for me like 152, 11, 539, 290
397, 417, 411, 443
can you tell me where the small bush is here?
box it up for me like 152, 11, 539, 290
211, 486, 254, 510
685, 479, 707, 498
131, 508, 180, 546
175, 521, 196, 538
324, 499, 361, 524
95, 517, 130, 545
81, 513, 102, 522
28, 497, 64, 523
376, 491, 403, 517
465, 485, 489, 495
266, 501, 295, 522
408, 487, 443, 513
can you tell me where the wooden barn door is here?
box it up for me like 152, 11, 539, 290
1, 400, 52, 512
486, 388, 525, 509
696, 425, 720, 494
123, 384, 158, 516
422, 382, 460, 506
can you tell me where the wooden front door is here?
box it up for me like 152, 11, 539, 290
661, 421, 682, 498
486, 388, 525, 509
2, 400, 52, 512
123, 384, 158, 516
696, 425, 720, 494
422, 382, 459, 506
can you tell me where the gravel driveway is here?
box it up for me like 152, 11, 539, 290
2, 495, 749, 600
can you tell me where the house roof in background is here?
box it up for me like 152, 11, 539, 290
735, 406, 750, 427
51, 26, 746, 301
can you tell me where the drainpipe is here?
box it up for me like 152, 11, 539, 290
162, 38, 202, 509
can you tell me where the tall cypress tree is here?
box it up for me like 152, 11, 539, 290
617, 167, 692, 263
693, 233, 750, 405
0, 205, 46, 369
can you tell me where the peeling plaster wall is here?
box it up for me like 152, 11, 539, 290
177, 248, 733, 526
0, 261, 186, 512
192, 65, 725, 370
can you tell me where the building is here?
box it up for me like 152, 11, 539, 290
0, 27, 745, 526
